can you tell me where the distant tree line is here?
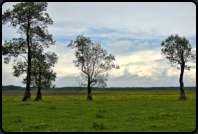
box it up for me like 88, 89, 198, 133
2, 85, 196, 91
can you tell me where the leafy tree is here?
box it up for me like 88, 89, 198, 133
2, 2, 55, 101
68, 35, 120, 100
161, 34, 196, 100
13, 49, 58, 101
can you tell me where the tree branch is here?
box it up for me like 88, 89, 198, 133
19, 54, 28, 62
166, 56, 182, 64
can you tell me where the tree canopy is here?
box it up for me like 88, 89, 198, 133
2, 2, 55, 64
68, 34, 120, 100
161, 34, 196, 70
2, 2, 55, 101
12, 50, 58, 89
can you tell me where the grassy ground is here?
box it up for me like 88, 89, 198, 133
2, 90, 196, 132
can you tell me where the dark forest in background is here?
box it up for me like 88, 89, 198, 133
2, 85, 196, 91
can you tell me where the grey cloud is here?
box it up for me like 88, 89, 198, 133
183, 74, 196, 86
152, 68, 178, 80
55, 75, 77, 87
136, 70, 142, 73
2, 72, 12, 80
110, 67, 150, 81
2, 72, 27, 87
60, 75, 75, 80
107, 67, 182, 87
3, 2, 196, 41
154, 59, 168, 63
155, 58, 196, 70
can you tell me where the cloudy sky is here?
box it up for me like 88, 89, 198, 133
2, 2, 196, 87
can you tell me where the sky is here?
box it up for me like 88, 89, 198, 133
2, 2, 196, 87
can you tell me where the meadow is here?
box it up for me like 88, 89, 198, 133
2, 90, 196, 132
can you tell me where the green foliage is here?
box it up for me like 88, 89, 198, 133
68, 35, 120, 90
20, 50, 58, 89
161, 34, 196, 70
2, 2, 55, 64
2, 2, 55, 94
2, 85, 25, 91
10, 49, 58, 91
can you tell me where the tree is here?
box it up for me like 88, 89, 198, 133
2, 2, 55, 101
68, 35, 120, 100
13, 50, 58, 101
161, 34, 196, 100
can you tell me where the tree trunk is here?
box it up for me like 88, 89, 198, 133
22, 54, 31, 101
179, 62, 186, 100
34, 68, 42, 101
87, 78, 92, 100
22, 16, 31, 101
21, 89, 31, 101
34, 87, 42, 101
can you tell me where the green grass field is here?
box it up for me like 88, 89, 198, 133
2, 90, 196, 132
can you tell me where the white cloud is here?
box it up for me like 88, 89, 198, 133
107, 40, 133, 47
43, 41, 80, 78
3, 2, 195, 40
133, 40, 140, 43
2, 2, 196, 87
